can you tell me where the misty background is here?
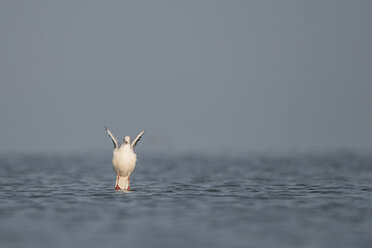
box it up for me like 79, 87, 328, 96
0, 0, 371, 155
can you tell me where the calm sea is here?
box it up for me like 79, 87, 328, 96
0, 151, 371, 248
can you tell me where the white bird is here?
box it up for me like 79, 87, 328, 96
105, 127, 144, 190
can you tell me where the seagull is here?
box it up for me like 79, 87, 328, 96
105, 127, 144, 190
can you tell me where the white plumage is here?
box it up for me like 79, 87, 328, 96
105, 127, 144, 190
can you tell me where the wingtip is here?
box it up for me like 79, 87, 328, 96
104, 126, 108, 131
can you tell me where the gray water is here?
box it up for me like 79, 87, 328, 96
0, 151, 371, 248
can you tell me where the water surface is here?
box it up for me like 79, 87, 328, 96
0, 151, 371, 248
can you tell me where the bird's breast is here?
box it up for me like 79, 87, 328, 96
112, 148, 137, 171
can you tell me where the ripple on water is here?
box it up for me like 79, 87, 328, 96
0, 153, 372, 248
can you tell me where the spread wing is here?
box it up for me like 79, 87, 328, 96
105, 126, 119, 149
131, 130, 144, 149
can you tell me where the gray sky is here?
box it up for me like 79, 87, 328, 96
1, 0, 371, 154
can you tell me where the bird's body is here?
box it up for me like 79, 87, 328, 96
105, 127, 144, 190
112, 144, 137, 190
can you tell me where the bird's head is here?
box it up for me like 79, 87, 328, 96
124, 136, 130, 144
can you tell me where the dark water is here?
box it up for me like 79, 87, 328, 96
0, 151, 371, 248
